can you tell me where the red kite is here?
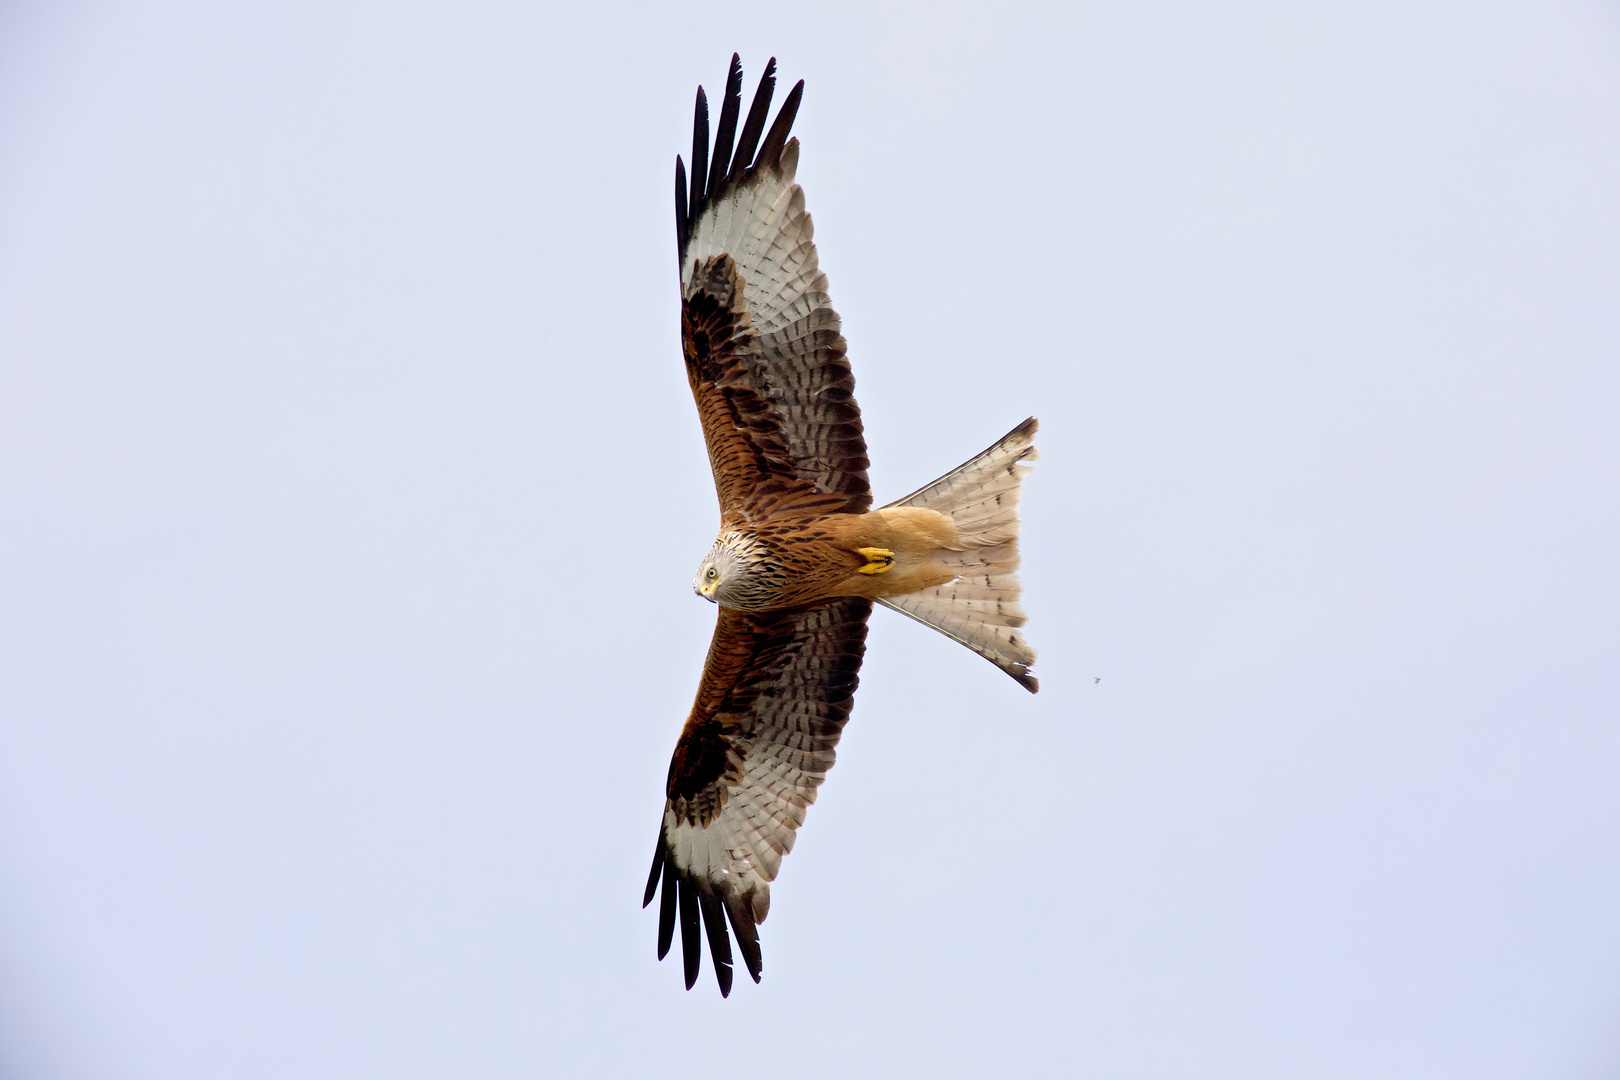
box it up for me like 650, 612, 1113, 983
645, 55, 1039, 995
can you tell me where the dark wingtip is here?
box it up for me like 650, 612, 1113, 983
756, 78, 803, 173
683, 61, 804, 264
1014, 670, 1040, 694
678, 876, 701, 990
656, 854, 677, 959
706, 55, 744, 200
689, 86, 710, 218
729, 56, 777, 182
643, 833, 664, 908
724, 899, 764, 983
674, 156, 689, 267
699, 892, 735, 997
650, 845, 754, 995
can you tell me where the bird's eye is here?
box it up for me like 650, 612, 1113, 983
706, 567, 718, 580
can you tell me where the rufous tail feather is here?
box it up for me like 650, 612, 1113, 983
878, 417, 1039, 692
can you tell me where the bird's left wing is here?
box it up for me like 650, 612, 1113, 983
677, 56, 870, 520
643, 597, 871, 995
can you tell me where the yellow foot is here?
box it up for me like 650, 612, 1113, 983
856, 547, 895, 575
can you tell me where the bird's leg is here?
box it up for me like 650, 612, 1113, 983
855, 547, 895, 574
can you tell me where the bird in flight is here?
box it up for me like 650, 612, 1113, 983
643, 55, 1040, 996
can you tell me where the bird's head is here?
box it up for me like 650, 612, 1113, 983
693, 532, 766, 607
693, 555, 722, 603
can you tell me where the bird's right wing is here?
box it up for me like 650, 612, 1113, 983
677, 55, 870, 521
643, 597, 871, 995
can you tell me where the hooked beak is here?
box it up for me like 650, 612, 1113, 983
695, 583, 718, 603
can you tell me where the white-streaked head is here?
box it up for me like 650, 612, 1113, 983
692, 532, 770, 608
692, 552, 722, 603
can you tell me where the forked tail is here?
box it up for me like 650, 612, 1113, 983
878, 417, 1039, 692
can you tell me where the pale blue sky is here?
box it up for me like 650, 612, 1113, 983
2, 2, 1618, 1077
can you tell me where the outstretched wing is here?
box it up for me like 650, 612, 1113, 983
677, 55, 870, 520
643, 598, 871, 994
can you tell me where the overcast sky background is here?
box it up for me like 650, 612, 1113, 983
2, 1, 1618, 1077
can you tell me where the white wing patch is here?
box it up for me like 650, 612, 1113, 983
684, 144, 837, 369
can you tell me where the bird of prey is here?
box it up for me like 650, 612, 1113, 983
643, 55, 1039, 996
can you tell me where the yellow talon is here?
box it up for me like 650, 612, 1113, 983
856, 547, 895, 574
